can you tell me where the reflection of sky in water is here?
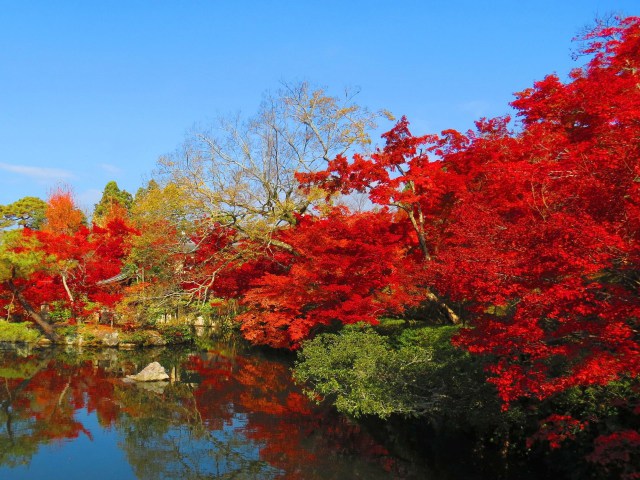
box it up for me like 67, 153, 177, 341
2, 408, 136, 480
0, 407, 280, 480
130, 412, 281, 479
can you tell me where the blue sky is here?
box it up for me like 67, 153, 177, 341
1, 1, 638, 212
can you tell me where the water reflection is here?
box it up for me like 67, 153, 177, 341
0, 345, 414, 479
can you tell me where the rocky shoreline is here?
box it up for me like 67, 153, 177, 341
1, 324, 195, 350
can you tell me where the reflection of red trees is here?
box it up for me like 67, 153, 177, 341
83, 373, 120, 427
11, 359, 95, 441
1, 350, 401, 477
0, 354, 126, 447
185, 352, 399, 478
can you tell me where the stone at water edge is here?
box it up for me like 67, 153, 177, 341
125, 361, 169, 382
145, 331, 167, 346
102, 332, 119, 347
37, 338, 52, 347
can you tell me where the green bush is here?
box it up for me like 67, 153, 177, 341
82, 332, 97, 343
374, 317, 407, 335
294, 323, 523, 433
158, 324, 194, 345
47, 303, 72, 323
120, 330, 150, 346
295, 323, 438, 418
0, 320, 42, 343
56, 325, 78, 338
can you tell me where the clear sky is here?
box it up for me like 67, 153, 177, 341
1, 1, 638, 212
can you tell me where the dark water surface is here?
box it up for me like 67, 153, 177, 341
0, 343, 433, 479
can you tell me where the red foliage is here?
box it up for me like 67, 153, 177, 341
440, 17, 640, 404
184, 352, 399, 478
179, 222, 243, 298
295, 16, 640, 468
236, 209, 420, 349
301, 16, 640, 404
526, 414, 587, 450
587, 430, 640, 480
4, 193, 138, 319
298, 117, 462, 262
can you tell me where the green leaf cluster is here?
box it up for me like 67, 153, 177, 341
157, 324, 194, 344
0, 196, 47, 230
56, 325, 78, 338
120, 330, 151, 345
294, 323, 523, 433
93, 181, 133, 220
47, 302, 73, 323
0, 231, 51, 281
0, 320, 41, 343
295, 324, 415, 418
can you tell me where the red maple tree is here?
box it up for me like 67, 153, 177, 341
297, 16, 640, 469
1, 190, 137, 325
236, 208, 419, 349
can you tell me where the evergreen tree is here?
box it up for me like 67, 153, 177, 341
0, 196, 47, 230
93, 181, 133, 222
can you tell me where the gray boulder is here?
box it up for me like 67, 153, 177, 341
126, 362, 169, 382
102, 332, 119, 347
145, 331, 167, 347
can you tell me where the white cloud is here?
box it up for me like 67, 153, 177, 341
99, 163, 121, 174
0, 162, 74, 180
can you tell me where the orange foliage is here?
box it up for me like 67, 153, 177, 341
42, 187, 84, 234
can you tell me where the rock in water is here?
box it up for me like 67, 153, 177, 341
126, 362, 169, 382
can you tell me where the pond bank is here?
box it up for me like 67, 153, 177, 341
0, 320, 199, 349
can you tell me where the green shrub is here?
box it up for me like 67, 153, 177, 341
294, 323, 522, 433
81, 331, 97, 343
158, 324, 194, 345
47, 303, 72, 323
0, 320, 42, 343
295, 324, 416, 418
56, 325, 78, 338
374, 317, 407, 335
120, 330, 150, 346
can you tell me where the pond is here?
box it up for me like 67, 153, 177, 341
0, 342, 434, 479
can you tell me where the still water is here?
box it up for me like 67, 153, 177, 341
0, 343, 428, 479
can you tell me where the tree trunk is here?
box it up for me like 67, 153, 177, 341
6, 280, 59, 342
425, 290, 460, 325
61, 273, 74, 303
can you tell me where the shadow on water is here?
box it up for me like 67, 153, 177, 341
0, 342, 443, 479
